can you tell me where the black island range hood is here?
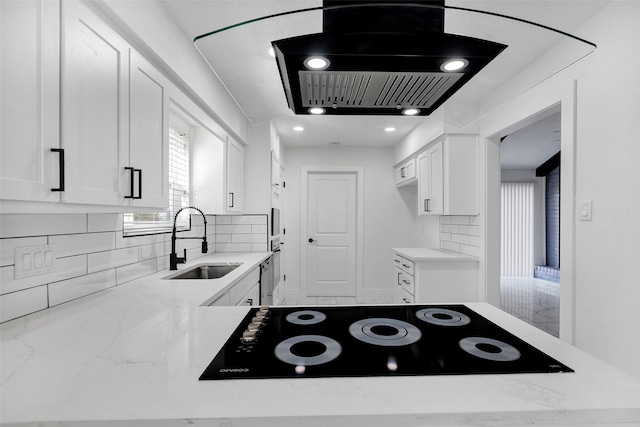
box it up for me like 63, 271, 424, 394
271, 1, 507, 116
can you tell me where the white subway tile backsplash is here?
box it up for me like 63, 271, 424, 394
0, 212, 269, 323
1, 236, 47, 267
88, 214, 123, 233
440, 216, 480, 256
216, 224, 252, 234
449, 216, 470, 225
115, 233, 157, 249
215, 243, 252, 252
251, 243, 269, 252
48, 270, 116, 306
232, 234, 267, 243
0, 255, 87, 295
251, 224, 268, 234
49, 232, 115, 258
116, 259, 156, 285
231, 215, 267, 225
0, 214, 87, 238
215, 216, 232, 225
215, 234, 232, 243
88, 247, 138, 274
139, 242, 170, 261
442, 241, 461, 252
0, 285, 48, 323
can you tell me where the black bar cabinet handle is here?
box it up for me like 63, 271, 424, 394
134, 168, 142, 199
125, 167, 135, 199
51, 148, 65, 192
229, 192, 234, 208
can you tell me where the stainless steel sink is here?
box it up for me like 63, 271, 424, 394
164, 263, 242, 280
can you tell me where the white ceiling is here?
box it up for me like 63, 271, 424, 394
162, 1, 609, 147
500, 111, 561, 170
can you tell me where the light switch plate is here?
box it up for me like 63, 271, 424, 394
14, 244, 55, 279
579, 200, 593, 221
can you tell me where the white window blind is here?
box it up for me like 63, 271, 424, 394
123, 128, 190, 236
501, 182, 534, 277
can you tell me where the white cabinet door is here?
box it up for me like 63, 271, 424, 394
226, 137, 243, 213
129, 51, 169, 209
61, 0, 129, 206
395, 157, 417, 187
238, 284, 260, 306
418, 145, 444, 216
0, 0, 60, 202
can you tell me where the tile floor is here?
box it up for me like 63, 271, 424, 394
500, 277, 560, 337
280, 277, 560, 338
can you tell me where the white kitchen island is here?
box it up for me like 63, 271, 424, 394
1, 252, 640, 426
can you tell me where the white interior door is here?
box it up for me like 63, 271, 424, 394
305, 171, 358, 297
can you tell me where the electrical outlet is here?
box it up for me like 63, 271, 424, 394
14, 245, 55, 279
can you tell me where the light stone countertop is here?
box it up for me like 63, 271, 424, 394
2, 250, 640, 426
392, 247, 479, 261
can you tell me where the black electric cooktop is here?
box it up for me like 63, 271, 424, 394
199, 305, 573, 380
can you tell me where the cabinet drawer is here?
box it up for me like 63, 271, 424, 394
400, 272, 415, 294
229, 267, 260, 306
401, 289, 414, 304
394, 255, 414, 276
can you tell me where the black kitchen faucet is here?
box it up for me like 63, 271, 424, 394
170, 206, 208, 270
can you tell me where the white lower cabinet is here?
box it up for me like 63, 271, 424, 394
208, 267, 260, 307
393, 253, 478, 303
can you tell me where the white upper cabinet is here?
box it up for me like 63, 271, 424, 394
0, 0, 61, 202
61, 0, 129, 206
417, 134, 478, 216
394, 157, 417, 187
226, 137, 244, 213
128, 51, 170, 209
60, 1, 169, 209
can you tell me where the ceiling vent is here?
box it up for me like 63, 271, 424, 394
272, 1, 507, 116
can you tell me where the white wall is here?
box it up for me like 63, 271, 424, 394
243, 123, 272, 215
282, 146, 419, 299
469, 2, 640, 377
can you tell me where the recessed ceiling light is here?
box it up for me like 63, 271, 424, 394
268, 47, 275, 57
384, 127, 396, 132
309, 107, 326, 115
441, 58, 469, 72
304, 56, 330, 70
402, 108, 420, 116
293, 126, 304, 131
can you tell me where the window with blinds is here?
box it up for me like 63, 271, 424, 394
123, 128, 191, 236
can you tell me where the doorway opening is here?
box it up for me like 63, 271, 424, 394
499, 110, 561, 337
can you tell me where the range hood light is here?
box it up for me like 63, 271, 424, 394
304, 56, 330, 70
441, 58, 469, 72
402, 108, 420, 116
309, 107, 326, 115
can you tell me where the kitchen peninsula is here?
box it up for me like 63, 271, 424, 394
1, 253, 640, 426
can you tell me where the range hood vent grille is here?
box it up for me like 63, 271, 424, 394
299, 70, 463, 109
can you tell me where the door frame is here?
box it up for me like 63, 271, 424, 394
480, 80, 577, 344
301, 166, 364, 299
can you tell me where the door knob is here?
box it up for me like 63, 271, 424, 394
308, 238, 314, 243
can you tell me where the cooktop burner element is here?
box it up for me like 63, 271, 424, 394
286, 310, 326, 325
199, 304, 573, 380
416, 307, 471, 326
349, 318, 422, 347
459, 337, 521, 362
274, 335, 342, 366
